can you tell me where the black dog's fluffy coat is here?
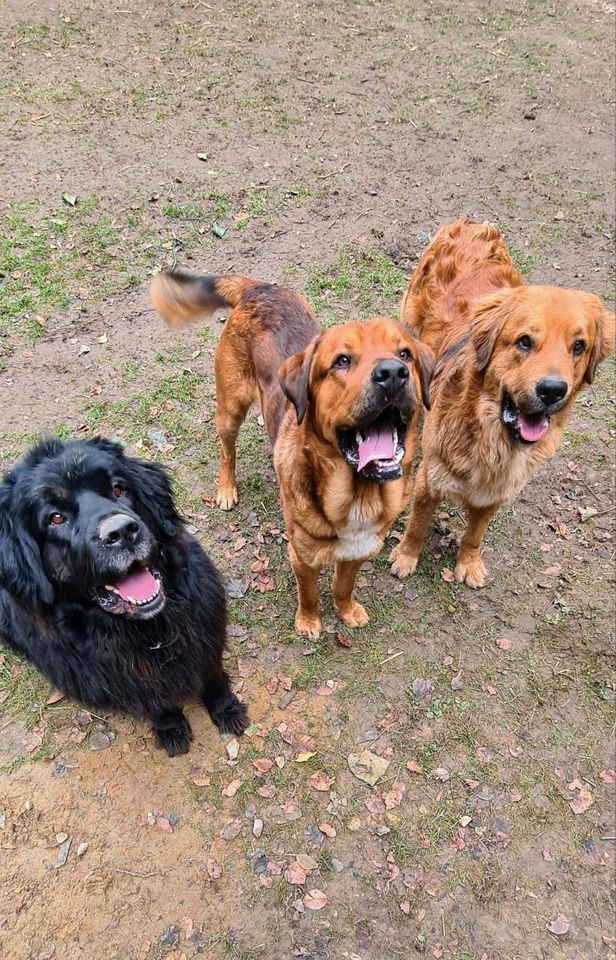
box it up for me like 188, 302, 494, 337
0, 437, 247, 756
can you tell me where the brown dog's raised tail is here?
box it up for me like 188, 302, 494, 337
151, 270, 260, 328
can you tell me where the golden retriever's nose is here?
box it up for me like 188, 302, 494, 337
536, 377, 568, 408
372, 359, 409, 400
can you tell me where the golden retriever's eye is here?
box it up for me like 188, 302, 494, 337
113, 484, 124, 498
399, 348, 412, 362
572, 339, 586, 357
516, 335, 532, 353
332, 354, 351, 369
49, 513, 65, 526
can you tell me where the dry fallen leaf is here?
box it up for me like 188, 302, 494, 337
475, 746, 494, 762
432, 767, 450, 782
284, 861, 307, 885
308, 771, 335, 792
406, 759, 422, 774
399, 900, 410, 914
440, 568, 455, 583
319, 822, 336, 838
495, 637, 512, 651
542, 849, 554, 862
383, 783, 405, 810
546, 914, 570, 938
347, 750, 390, 786
252, 758, 273, 775
189, 768, 211, 787
295, 751, 315, 763
599, 768, 615, 784
569, 782, 593, 815
303, 888, 327, 911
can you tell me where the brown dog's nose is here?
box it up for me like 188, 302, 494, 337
372, 359, 409, 400
536, 377, 567, 408
98, 513, 140, 547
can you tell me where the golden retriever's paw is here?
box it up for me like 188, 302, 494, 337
388, 544, 419, 578
455, 555, 487, 589
295, 613, 321, 640
336, 600, 369, 629
216, 485, 238, 511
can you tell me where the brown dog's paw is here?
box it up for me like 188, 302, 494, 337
216, 485, 238, 511
336, 600, 369, 629
455, 555, 487, 589
295, 613, 321, 640
388, 544, 419, 578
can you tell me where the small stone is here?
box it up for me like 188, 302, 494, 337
159, 925, 180, 948
77, 842, 88, 856
253, 818, 264, 838
226, 738, 240, 761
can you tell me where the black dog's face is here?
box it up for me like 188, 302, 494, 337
0, 438, 179, 618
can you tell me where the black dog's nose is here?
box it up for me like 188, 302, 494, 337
98, 513, 140, 547
536, 377, 568, 408
372, 359, 409, 399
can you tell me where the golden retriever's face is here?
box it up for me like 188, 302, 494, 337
279, 318, 434, 482
472, 286, 615, 444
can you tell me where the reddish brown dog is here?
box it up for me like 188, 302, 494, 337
390, 219, 615, 587
152, 272, 433, 638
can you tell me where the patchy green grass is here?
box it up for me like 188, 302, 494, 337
304, 246, 406, 325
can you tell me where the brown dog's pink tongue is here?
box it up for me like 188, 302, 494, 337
518, 412, 549, 443
358, 425, 395, 470
115, 568, 158, 602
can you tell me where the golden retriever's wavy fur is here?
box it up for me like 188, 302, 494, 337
391, 219, 615, 587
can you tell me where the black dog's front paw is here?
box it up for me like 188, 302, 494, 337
152, 709, 193, 757
210, 693, 249, 737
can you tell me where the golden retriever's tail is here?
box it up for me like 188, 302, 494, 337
150, 270, 261, 328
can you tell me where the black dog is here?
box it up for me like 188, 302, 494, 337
0, 437, 247, 756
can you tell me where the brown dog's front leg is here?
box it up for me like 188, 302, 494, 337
288, 544, 321, 640
455, 503, 500, 588
389, 463, 440, 577
333, 558, 369, 629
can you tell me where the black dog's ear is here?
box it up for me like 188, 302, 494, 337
87, 436, 126, 458
414, 341, 435, 411
0, 484, 54, 606
278, 337, 320, 425
121, 457, 180, 537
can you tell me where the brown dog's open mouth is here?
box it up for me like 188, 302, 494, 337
337, 407, 407, 482
501, 393, 550, 445
95, 565, 165, 618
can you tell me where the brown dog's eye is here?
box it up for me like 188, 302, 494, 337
399, 348, 412, 361
113, 485, 124, 498
516, 335, 532, 353
49, 513, 65, 526
572, 339, 586, 357
332, 354, 351, 369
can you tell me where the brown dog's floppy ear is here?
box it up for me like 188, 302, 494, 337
471, 288, 513, 373
414, 341, 435, 410
585, 304, 616, 384
278, 338, 319, 426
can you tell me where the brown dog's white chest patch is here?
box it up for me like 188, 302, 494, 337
335, 501, 383, 560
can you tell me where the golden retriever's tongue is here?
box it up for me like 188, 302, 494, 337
358, 424, 395, 470
518, 412, 549, 442
116, 568, 157, 602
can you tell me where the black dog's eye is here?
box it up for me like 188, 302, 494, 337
49, 513, 65, 526
399, 348, 412, 362
332, 354, 351, 369
113, 485, 124, 498
572, 339, 586, 357
516, 335, 532, 353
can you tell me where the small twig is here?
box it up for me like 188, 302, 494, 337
318, 162, 351, 180
601, 835, 616, 841
380, 651, 404, 666
115, 868, 158, 878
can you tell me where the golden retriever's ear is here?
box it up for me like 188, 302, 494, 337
414, 341, 435, 410
471, 288, 514, 373
585, 305, 616, 384
278, 338, 320, 425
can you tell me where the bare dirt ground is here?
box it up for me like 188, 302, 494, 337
0, 2, 615, 959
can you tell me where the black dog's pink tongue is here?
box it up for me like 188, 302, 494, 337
358, 424, 395, 470
115, 567, 158, 602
